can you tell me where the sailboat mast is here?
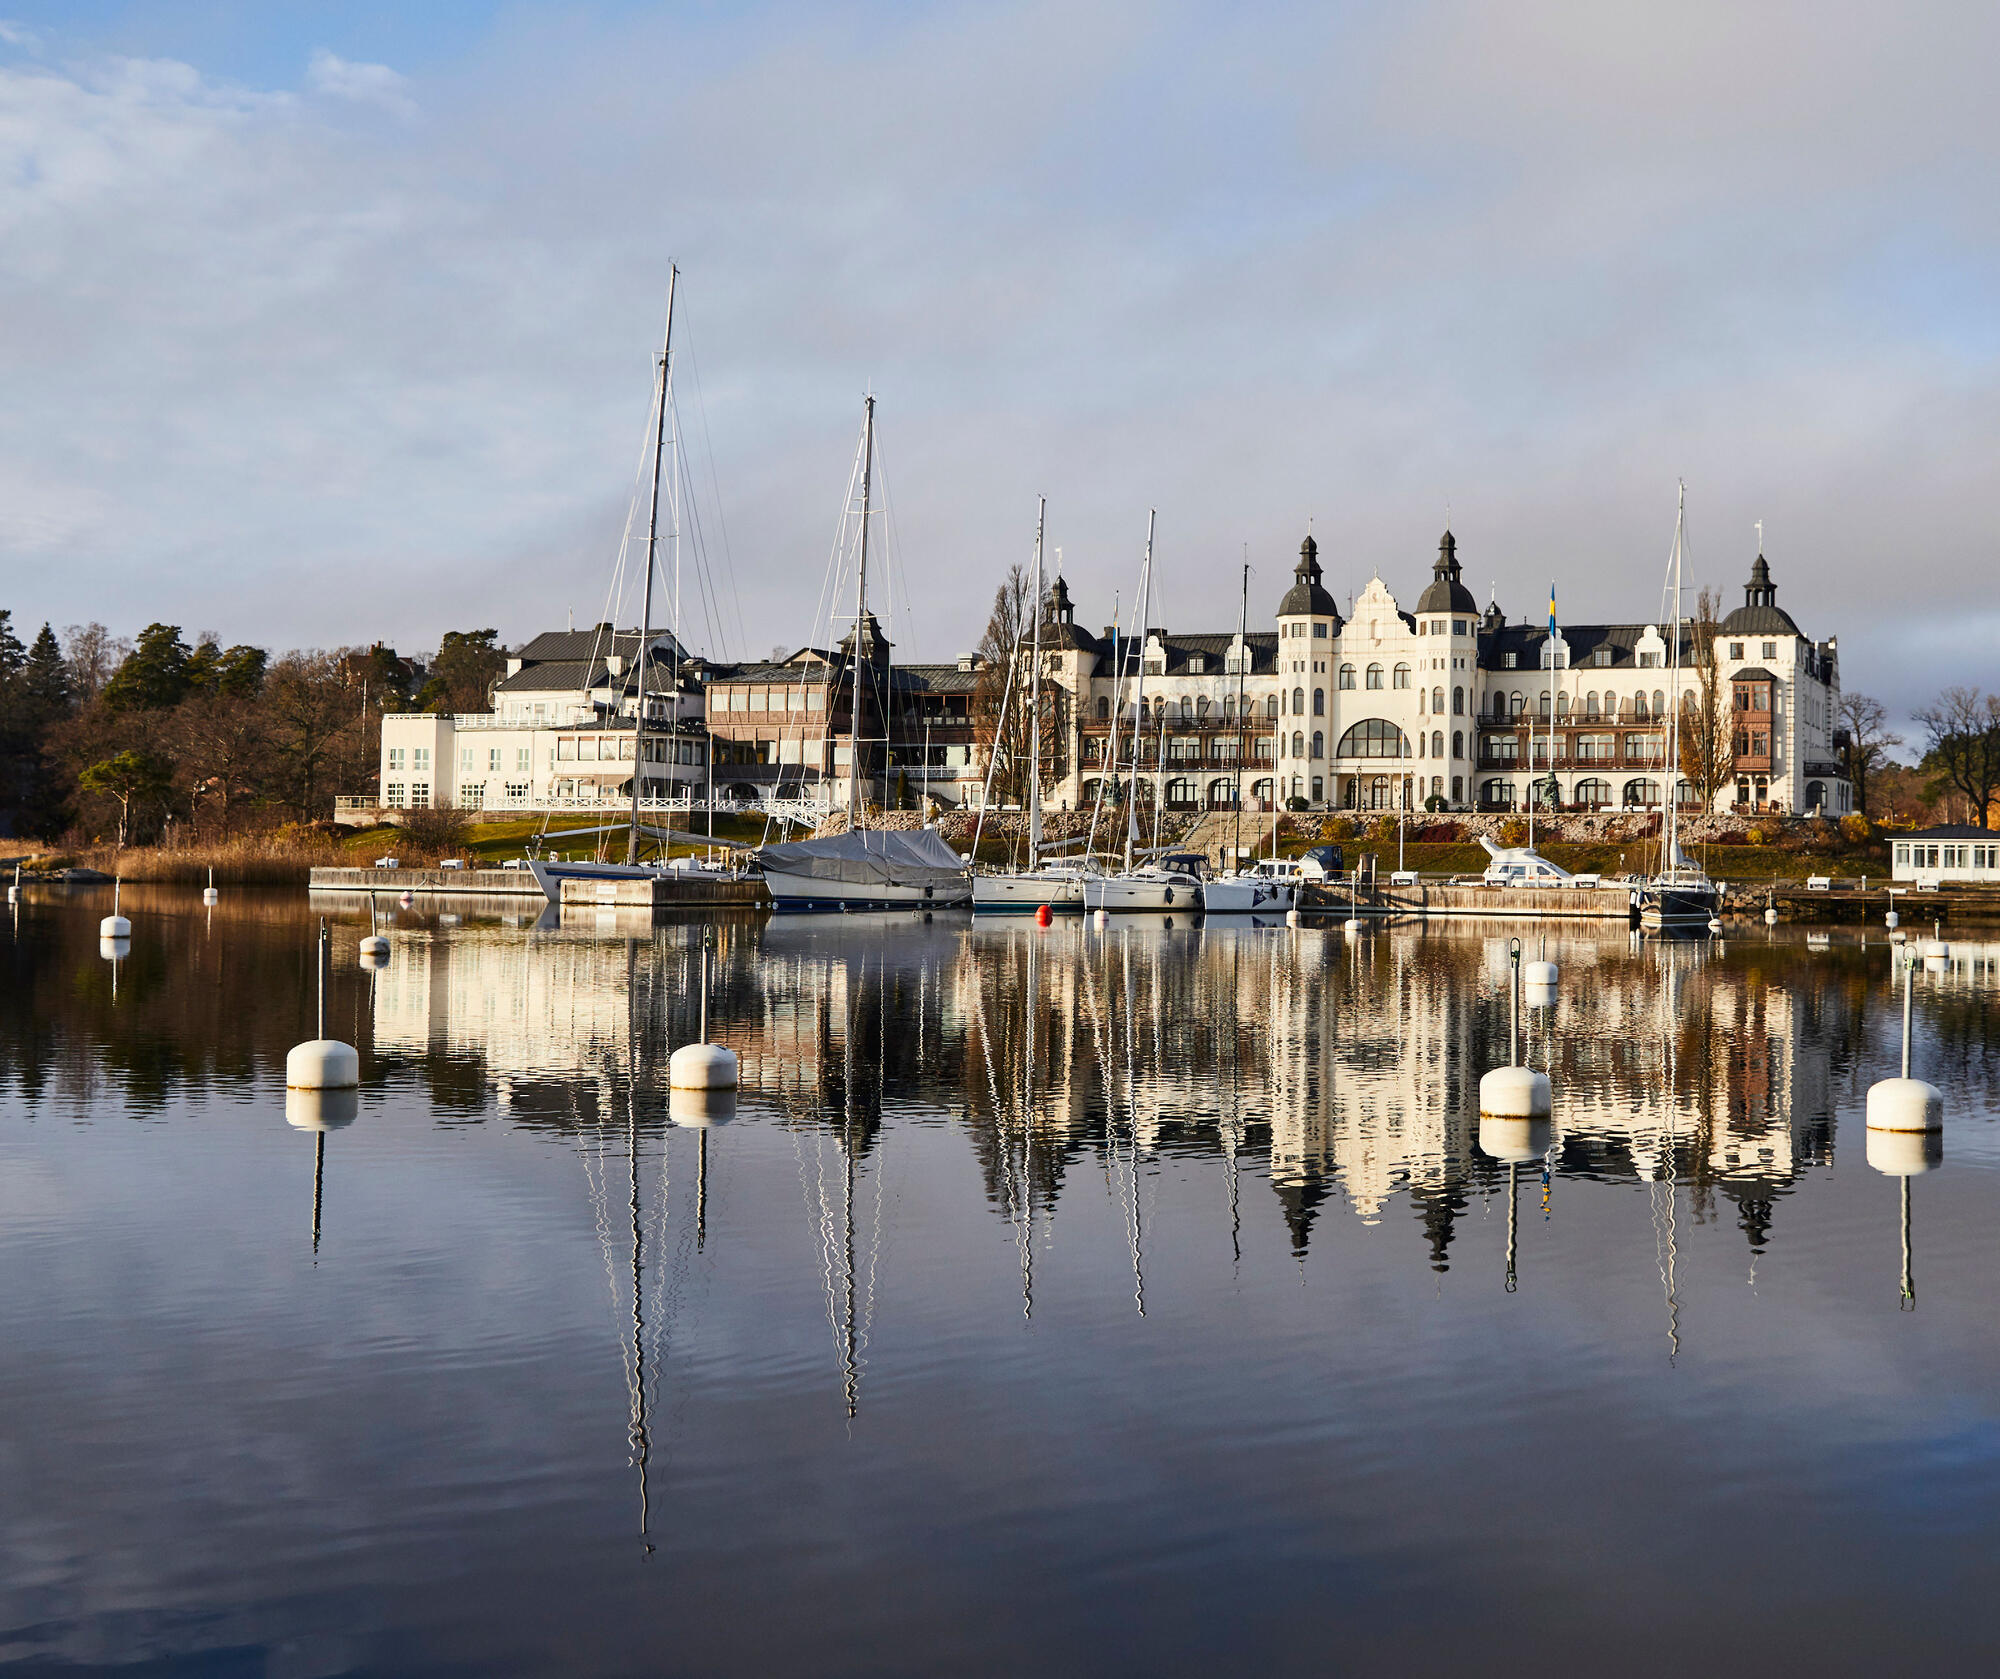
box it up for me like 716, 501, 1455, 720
1664, 482, 1685, 876
1028, 498, 1045, 868
1125, 511, 1155, 874
1232, 561, 1248, 868
848, 396, 875, 830
628, 265, 676, 865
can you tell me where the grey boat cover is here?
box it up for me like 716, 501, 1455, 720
754, 826, 968, 888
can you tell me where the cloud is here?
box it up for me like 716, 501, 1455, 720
0, 2, 1993, 732
304, 46, 412, 115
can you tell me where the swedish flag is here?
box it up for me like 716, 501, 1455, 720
1548, 583, 1557, 633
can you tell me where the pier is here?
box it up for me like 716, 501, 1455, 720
558, 874, 770, 910
309, 866, 544, 897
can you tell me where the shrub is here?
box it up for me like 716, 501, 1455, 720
1323, 815, 1355, 843
401, 805, 473, 855
1370, 813, 1397, 842
1498, 818, 1529, 847
1841, 812, 1875, 846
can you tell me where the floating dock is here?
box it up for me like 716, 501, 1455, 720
1316, 881, 1636, 922
309, 866, 544, 898
558, 875, 770, 910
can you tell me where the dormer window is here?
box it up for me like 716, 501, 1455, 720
1187, 655, 1204, 674
1591, 647, 1612, 667
1504, 651, 1518, 669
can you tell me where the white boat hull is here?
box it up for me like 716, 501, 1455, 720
763, 866, 970, 912
1201, 875, 1297, 913
1084, 874, 1201, 913
971, 872, 1088, 913
527, 858, 660, 903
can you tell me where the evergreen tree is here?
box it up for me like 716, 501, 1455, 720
24, 624, 69, 715
0, 611, 25, 681
102, 624, 194, 712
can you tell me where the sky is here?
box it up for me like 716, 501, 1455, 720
0, 1, 1995, 731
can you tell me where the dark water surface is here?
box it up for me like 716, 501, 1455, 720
4, 886, 1999, 1676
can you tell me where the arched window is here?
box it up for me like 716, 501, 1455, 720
1432, 730, 1444, 758
1221, 694, 1234, 719
1291, 730, 1304, 758
1080, 779, 1101, 805
1539, 693, 1551, 718
1556, 693, 1570, 717
1251, 778, 1274, 807
1491, 692, 1506, 720
1451, 730, 1463, 759
1366, 663, 1384, 689
1452, 686, 1464, 716
1311, 730, 1325, 759
1603, 691, 1619, 718
1292, 686, 1305, 714
1682, 689, 1698, 712
1432, 685, 1445, 712
1623, 778, 1660, 807
1195, 696, 1210, 719
1165, 777, 1196, 807
1312, 688, 1325, 717
1393, 663, 1411, 689
1265, 695, 1279, 719
1654, 689, 1666, 716
1575, 777, 1612, 809
1482, 779, 1515, 809
1334, 719, 1410, 758
1095, 696, 1109, 720
1339, 664, 1355, 690
1418, 731, 1426, 758
1509, 692, 1525, 718
1585, 692, 1600, 717
1180, 696, 1194, 719
1451, 775, 1463, 803
1632, 693, 1648, 720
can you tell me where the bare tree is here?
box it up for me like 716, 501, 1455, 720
972, 564, 1070, 808
167, 691, 273, 833
1915, 686, 2000, 830
266, 650, 370, 818
61, 623, 131, 706
1677, 586, 1735, 811
1835, 691, 1901, 817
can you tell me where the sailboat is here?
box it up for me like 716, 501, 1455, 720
1637, 484, 1721, 934
1083, 511, 1204, 913
973, 499, 1088, 913
755, 396, 972, 912
1204, 561, 1298, 914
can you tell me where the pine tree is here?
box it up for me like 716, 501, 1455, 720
102, 624, 193, 712
24, 624, 69, 716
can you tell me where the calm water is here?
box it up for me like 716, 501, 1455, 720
3, 887, 1999, 1676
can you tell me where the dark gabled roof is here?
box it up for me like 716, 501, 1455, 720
706, 661, 833, 685
493, 660, 598, 694
1719, 555, 1801, 637
513, 625, 689, 665
1089, 630, 1280, 679
892, 663, 983, 695
1904, 825, 1997, 840
1731, 666, 1777, 682
1477, 619, 1691, 673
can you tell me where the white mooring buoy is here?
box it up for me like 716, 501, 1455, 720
288, 920, 360, 1091
1866, 945, 1942, 1137
1524, 941, 1559, 1007
1285, 907, 1302, 927
1480, 938, 1552, 1121
1884, 908, 1899, 930
99, 877, 131, 939
1764, 891, 1778, 926
669, 1087, 737, 1128
7, 862, 19, 905
668, 930, 739, 1091
202, 866, 219, 906
1093, 907, 1109, 930
359, 893, 390, 961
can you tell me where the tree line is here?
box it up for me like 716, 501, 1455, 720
0, 616, 507, 845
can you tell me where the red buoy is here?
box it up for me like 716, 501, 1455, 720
1035, 903, 1053, 927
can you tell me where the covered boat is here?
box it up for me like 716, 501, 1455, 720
755, 826, 971, 912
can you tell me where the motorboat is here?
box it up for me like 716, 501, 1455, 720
1478, 836, 1577, 888
1202, 856, 1301, 913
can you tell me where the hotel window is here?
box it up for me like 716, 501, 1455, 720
1292, 687, 1305, 714
1311, 731, 1324, 759
1452, 731, 1463, 759
1591, 647, 1612, 667
413, 747, 430, 770
1312, 689, 1325, 716
1338, 664, 1355, 689
1291, 731, 1305, 758
505, 782, 529, 802
1393, 663, 1411, 689
488, 747, 502, 771
1431, 730, 1444, 758
1510, 692, 1525, 718
1730, 642, 1745, 660
459, 784, 484, 810
409, 782, 430, 808
1762, 641, 1777, 659
1488, 737, 1518, 764
558, 738, 575, 761
384, 782, 405, 806
1366, 663, 1384, 690
1577, 734, 1614, 762
517, 747, 531, 771
1452, 775, 1463, 802
459, 747, 474, 772
387, 747, 405, 770
1504, 651, 1517, 669
1453, 686, 1464, 716
1266, 695, 1280, 719
749, 691, 766, 711
787, 691, 805, 711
